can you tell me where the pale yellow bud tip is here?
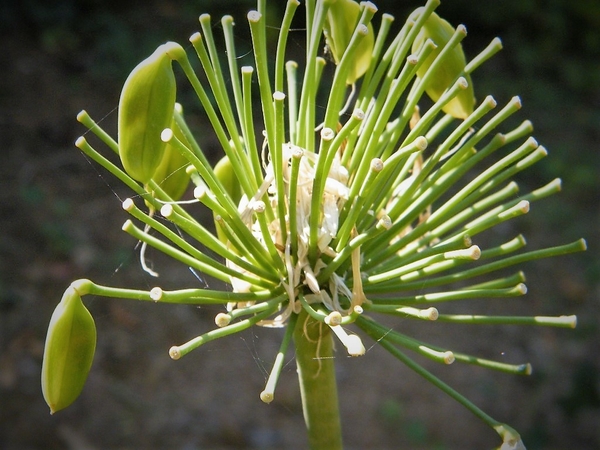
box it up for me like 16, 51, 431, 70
325, 311, 343, 326
215, 313, 231, 327
160, 203, 174, 218
150, 287, 163, 301
169, 346, 182, 360
122, 198, 135, 211
260, 391, 274, 404
160, 128, 174, 143
247, 10, 261, 23
443, 351, 455, 364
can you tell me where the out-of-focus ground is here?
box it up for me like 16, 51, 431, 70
1, 1, 598, 449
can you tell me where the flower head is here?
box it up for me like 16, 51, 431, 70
43, 0, 586, 447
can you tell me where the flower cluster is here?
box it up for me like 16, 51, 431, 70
42, 0, 586, 448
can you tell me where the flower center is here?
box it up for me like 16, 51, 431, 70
227, 142, 351, 325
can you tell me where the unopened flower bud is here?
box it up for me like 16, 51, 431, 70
41, 284, 96, 414
118, 42, 181, 183
411, 9, 475, 119
323, 0, 375, 84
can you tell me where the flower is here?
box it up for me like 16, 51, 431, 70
44, 0, 586, 447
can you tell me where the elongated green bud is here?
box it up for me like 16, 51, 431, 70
118, 42, 181, 183
214, 155, 243, 206
411, 9, 475, 119
41, 283, 96, 414
213, 155, 243, 243
148, 104, 192, 201
323, 0, 374, 84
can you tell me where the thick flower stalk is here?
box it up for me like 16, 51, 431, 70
42, 0, 586, 448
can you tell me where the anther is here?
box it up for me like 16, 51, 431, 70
247, 10, 261, 23
320, 127, 335, 141
160, 203, 174, 218
370, 158, 383, 172
150, 287, 163, 302
260, 391, 274, 404
444, 245, 481, 260
407, 54, 418, 65
511, 96, 522, 109
215, 313, 231, 327
516, 283, 528, 295
414, 136, 428, 150
484, 95, 497, 108
443, 351, 455, 364
253, 201, 266, 213
169, 346, 182, 360
291, 145, 304, 159
363, 1, 378, 13
352, 109, 365, 121
160, 128, 174, 143
424, 307, 438, 320
325, 311, 343, 326
517, 200, 530, 214
377, 215, 392, 230
122, 220, 134, 232
122, 198, 135, 211
457, 76, 469, 90
193, 185, 207, 199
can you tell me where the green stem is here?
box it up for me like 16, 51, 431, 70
293, 309, 342, 450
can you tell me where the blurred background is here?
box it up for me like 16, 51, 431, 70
1, 0, 598, 448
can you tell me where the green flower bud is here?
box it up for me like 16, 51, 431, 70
213, 155, 243, 244
411, 9, 475, 119
148, 104, 192, 201
214, 155, 243, 206
323, 0, 374, 84
118, 42, 181, 183
41, 283, 96, 414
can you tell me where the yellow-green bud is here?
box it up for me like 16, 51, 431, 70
214, 155, 243, 206
118, 42, 181, 183
213, 155, 243, 244
41, 284, 96, 414
411, 9, 475, 119
323, 0, 374, 85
